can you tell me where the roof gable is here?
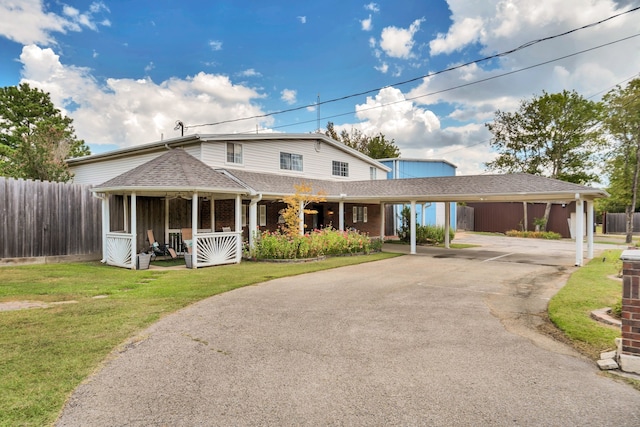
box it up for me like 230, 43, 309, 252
94, 148, 247, 192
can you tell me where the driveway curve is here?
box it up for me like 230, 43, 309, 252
57, 250, 639, 426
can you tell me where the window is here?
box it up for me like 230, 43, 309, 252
226, 142, 243, 164
352, 206, 368, 223
332, 161, 349, 177
259, 205, 267, 226
370, 167, 377, 180
280, 152, 303, 171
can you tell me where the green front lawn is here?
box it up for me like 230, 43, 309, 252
0, 253, 399, 427
548, 250, 622, 358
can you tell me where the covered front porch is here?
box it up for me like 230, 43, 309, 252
97, 192, 247, 270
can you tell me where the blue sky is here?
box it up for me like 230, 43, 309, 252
1, 0, 639, 174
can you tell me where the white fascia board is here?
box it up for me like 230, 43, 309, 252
91, 185, 249, 195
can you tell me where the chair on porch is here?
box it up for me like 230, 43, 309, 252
181, 228, 193, 254
147, 230, 177, 259
222, 226, 231, 232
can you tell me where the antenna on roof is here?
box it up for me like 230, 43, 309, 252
316, 93, 320, 133
174, 120, 184, 136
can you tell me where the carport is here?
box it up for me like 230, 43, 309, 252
338, 173, 607, 267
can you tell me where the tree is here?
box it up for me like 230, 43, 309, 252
281, 182, 326, 236
601, 78, 640, 244
324, 121, 400, 159
485, 90, 604, 230
0, 83, 90, 181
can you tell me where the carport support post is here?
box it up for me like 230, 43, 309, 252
410, 201, 417, 255
575, 198, 584, 267
444, 202, 451, 249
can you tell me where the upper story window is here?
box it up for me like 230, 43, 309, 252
332, 160, 349, 177
370, 167, 377, 180
280, 152, 303, 171
226, 142, 243, 164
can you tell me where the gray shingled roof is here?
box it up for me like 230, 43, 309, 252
93, 149, 607, 202
226, 169, 607, 202
93, 149, 248, 193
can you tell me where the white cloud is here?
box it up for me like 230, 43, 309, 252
238, 68, 262, 77
280, 88, 297, 104
18, 45, 272, 147
144, 62, 155, 73
209, 40, 223, 51
297, 16, 306, 24
375, 62, 388, 73
0, 0, 110, 45
379, 18, 424, 59
361, 15, 373, 31
364, 2, 380, 13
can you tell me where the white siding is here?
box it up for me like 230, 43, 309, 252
71, 151, 161, 184
70, 138, 388, 185
201, 138, 386, 181
71, 146, 204, 185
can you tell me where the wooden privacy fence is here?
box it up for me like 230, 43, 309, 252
0, 177, 102, 260
604, 212, 640, 234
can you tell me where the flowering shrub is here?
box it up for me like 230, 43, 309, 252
248, 227, 380, 260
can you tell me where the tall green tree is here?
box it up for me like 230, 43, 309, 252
485, 90, 604, 229
324, 121, 400, 159
601, 78, 640, 243
0, 83, 90, 182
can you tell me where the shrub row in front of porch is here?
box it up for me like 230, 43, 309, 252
247, 228, 382, 260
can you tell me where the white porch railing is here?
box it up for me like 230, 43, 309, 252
195, 231, 242, 268
106, 232, 133, 268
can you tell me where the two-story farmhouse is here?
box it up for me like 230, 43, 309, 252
68, 133, 607, 269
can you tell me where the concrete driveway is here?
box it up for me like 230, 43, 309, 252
57, 237, 639, 426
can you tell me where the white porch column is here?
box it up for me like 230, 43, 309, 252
587, 200, 594, 260
131, 192, 137, 270
235, 194, 243, 262
249, 198, 258, 248
101, 196, 109, 263
444, 202, 451, 249
339, 201, 345, 231
192, 193, 198, 269
410, 201, 417, 255
380, 203, 386, 240
575, 198, 584, 266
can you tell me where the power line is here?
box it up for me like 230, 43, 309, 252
235, 34, 640, 135
186, 6, 640, 131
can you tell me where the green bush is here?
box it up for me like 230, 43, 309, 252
505, 230, 562, 239
248, 227, 378, 260
397, 206, 455, 244
415, 224, 455, 244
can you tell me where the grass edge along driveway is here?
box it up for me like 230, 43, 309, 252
0, 253, 399, 427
